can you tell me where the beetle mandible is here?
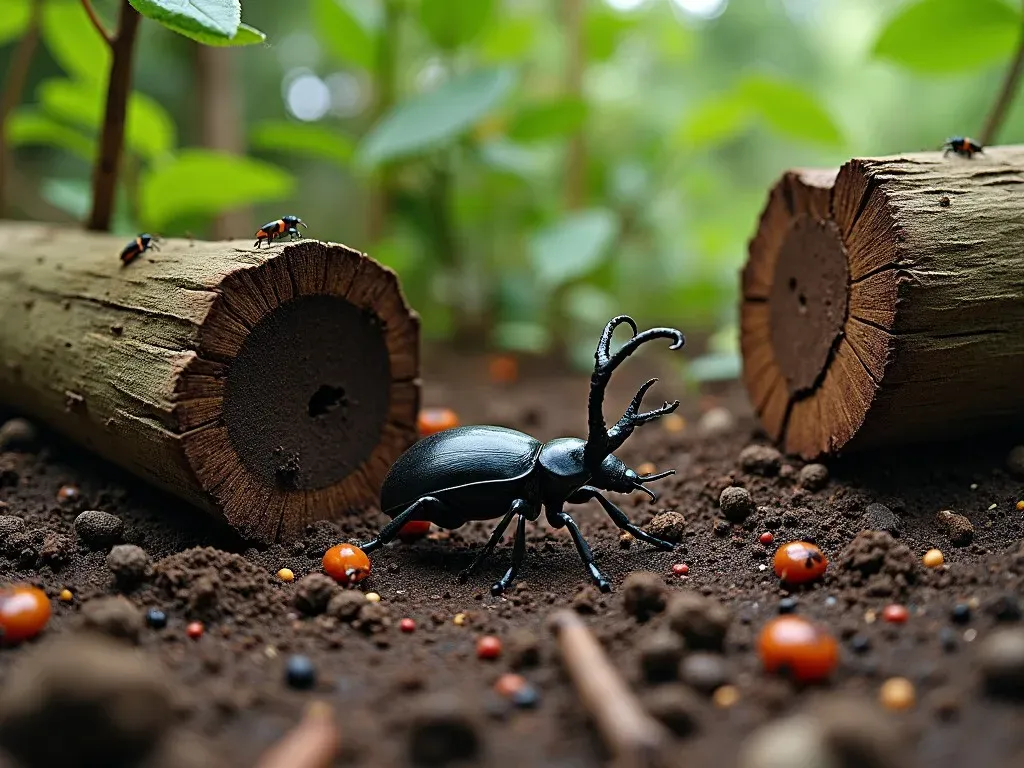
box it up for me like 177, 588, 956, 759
358, 315, 685, 595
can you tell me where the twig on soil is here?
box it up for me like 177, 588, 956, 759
980, 2, 1024, 146
254, 701, 339, 768
80, 0, 114, 45
0, 0, 43, 217
551, 610, 670, 768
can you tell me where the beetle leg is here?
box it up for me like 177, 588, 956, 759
458, 499, 524, 584
569, 486, 675, 551
358, 496, 443, 554
491, 511, 528, 596
555, 510, 611, 592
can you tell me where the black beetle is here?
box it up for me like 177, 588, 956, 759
943, 136, 983, 158
120, 233, 159, 266
359, 315, 685, 595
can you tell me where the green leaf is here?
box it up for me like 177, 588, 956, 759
161, 21, 266, 46
873, 0, 1019, 73
37, 79, 176, 160
0, 0, 30, 46
420, 0, 494, 50
128, 0, 239, 42
5, 110, 95, 160
358, 67, 518, 167
42, 1, 110, 84
739, 75, 843, 147
478, 16, 536, 62
312, 0, 374, 69
508, 98, 588, 143
494, 322, 550, 353
528, 209, 620, 289
676, 94, 752, 147
586, 8, 637, 61
250, 121, 355, 167
139, 150, 295, 229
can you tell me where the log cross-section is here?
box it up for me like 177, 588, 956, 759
0, 223, 420, 542
741, 146, 1024, 458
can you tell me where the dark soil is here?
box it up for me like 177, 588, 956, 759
1, 350, 1023, 767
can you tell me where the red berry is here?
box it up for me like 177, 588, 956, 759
476, 635, 502, 660
758, 615, 838, 684
0, 585, 52, 645
773, 541, 828, 584
759, 532, 774, 545
400, 618, 416, 633
398, 520, 431, 541
882, 604, 909, 624
322, 544, 370, 585
494, 673, 527, 697
186, 621, 204, 639
488, 355, 519, 384
671, 563, 689, 576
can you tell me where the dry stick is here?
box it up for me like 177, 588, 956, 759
254, 702, 340, 768
980, 7, 1024, 146
87, 0, 141, 231
552, 610, 670, 768
0, 0, 43, 217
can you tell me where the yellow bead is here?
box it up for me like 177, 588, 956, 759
879, 677, 915, 711
922, 549, 944, 568
453, 612, 467, 626
365, 592, 381, 603
662, 414, 686, 433
277, 568, 295, 583
1016, 500, 1024, 511
713, 685, 740, 708
59, 589, 73, 602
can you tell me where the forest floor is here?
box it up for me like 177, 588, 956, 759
0, 349, 1023, 768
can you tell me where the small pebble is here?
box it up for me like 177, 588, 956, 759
277, 568, 295, 583
366, 592, 382, 604
511, 684, 539, 709
507, 628, 541, 669
661, 413, 685, 433
0, 418, 37, 450
978, 628, 1024, 697
850, 634, 871, 653
59, 589, 73, 602
939, 627, 958, 652
477, 635, 502, 660
1006, 445, 1024, 477
666, 592, 731, 651
964, 629, 977, 642
643, 684, 702, 735
186, 621, 204, 640
145, 608, 167, 629
326, 591, 365, 622
621, 571, 667, 621
73, 510, 124, 550
713, 685, 740, 708
778, 597, 798, 614
879, 677, 915, 711
882, 604, 909, 624
671, 563, 689, 576
759, 532, 774, 545
400, 618, 416, 633
285, 655, 317, 690
293, 573, 338, 616
639, 631, 684, 683
738, 445, 782, 476
79, 596, 142, 643
719, 486, 755, 523
951, 604, 971, 624
106, 544, 150, 589
935, 510, 974, 546
697, 407, 735, 437
647, 511, 686, 543
797, 463, 829, 491
922, 549, 944, 568
864, 503, 901, 535
680, 652, 730, 694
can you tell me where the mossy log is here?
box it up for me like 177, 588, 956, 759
741, 146, 1024, 459
0, 222, 420, 542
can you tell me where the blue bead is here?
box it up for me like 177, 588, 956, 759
286, 655, 317, 690
146, 609, 167, 630
511, 684, 539, 709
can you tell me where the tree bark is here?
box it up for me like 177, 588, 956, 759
741, 146, 1024, 459
0, 223, 420, 541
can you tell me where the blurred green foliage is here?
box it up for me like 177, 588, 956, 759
2, 0, 1023, 378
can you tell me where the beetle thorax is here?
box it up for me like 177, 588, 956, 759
538, 438, 591, 502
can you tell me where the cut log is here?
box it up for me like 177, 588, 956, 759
741, 147, 1024, 458
0, 222, 420, 542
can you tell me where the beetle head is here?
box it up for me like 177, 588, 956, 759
283, 215, 307, 229
591, 454, 675, 502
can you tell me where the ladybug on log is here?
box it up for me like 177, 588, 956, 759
358, 315, 686, 595
943, 136, 983, 158
119, 234, 159, 266
254, 215, 307, 248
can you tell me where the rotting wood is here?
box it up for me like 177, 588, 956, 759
0, 222, 420, 542
741, 147, 1024, 458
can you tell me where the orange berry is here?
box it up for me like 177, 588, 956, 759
882, 604, 909, 624
59, 589, 73, 602
758, 615, 837, 684
476, 635, 502, 660
0, 585, 52, 644
56, 485, 79, 503
494, 673, 527, 697
671, 563, 689, 576
1016, 500, 1024, 512
398, 520, 431, 541
417, 408, 459, 437
322, 544, 370, 585
186, 621, 204, 640
488, 355, 518, 384
773, 541, 828, 584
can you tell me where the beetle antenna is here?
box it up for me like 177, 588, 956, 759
584, 319, 685, 468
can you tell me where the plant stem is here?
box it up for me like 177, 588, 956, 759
0, 0, 43, 218
980, 7, 1024, 146
562, 0, 586, 210
87, 0, 140, 232
367, 0, 401, 243
81, 0, 113, 43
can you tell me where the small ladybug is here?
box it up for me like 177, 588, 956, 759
254, 215, 307, 248
943, 136, 983, 159
120, 233, 159, 266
